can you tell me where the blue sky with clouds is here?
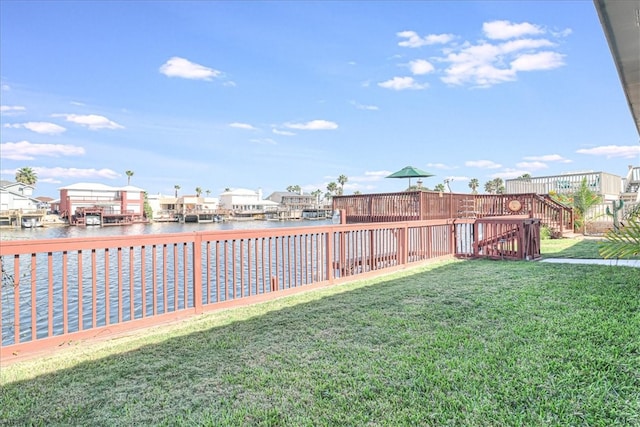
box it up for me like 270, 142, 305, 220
1, 1, 638, 198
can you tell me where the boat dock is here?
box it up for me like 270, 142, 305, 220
0, 209, 48, 228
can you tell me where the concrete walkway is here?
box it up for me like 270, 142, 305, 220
541, 258, 640, 268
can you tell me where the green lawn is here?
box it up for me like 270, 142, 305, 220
540, 236, 606, 259
1, 239, 639, 426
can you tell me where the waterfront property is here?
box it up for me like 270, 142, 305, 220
59, 182, 146, 224
0, 212, 541, 360
0, 181, 43, 227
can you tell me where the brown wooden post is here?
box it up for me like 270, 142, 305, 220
192, 233, 203, 314
473, 220, 479, 258
398, 225, 407, 265
325, 231, 334, 283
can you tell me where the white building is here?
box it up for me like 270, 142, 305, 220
505, 171, 623, 201
219, 188, 278, 214
0, 181, 40, 212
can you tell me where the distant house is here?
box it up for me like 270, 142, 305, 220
0, 180, 40, 212
176, 195, 219, 214
622, 165, 640, 202
219, 188, 278, 215
58, 183, 145, 219
505, 171, 623, 201
35, 196, 55, 211
266, 191, 315, 210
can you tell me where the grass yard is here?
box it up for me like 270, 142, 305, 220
539, 237, 602, 259
1, 239, 639, 426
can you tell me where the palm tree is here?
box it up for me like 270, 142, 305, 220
484, 177, 505, 194
484, 180, 496, 194
174, 185, 181, 198
195, 187, 202, 197
311, 189, 323, 205
337, 175, 348, 195
205, 190, 211, 197
599, 216, 640, 259
550, 178, 602, 234
287, 185, 301, 193
434, 183, 446, 192
572, 178, 602, 234
327, 182, 338, 195
125, 170, 134, 185
468, 178, 479, 194
15, 167, 37, 185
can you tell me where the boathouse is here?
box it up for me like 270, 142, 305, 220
58, 182, 146, 224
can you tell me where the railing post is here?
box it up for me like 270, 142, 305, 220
326, 230, 334, 283
398, 225, 407, 265
192, 233, 203, 314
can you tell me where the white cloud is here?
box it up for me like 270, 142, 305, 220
483, 20, 544, 40
408, 59, 435, 75
0, 141, 85, 160
511, 51, 565, 71
54, 114, 123, 130
0, 105, 26, 113
349, 170, 390, 183
4, 122, 66, 134
229, 122, 256, 130
397, 30, 454, 47
159, 57, 222, 81
1, 84, 10, 91
350, 101, 379, 111
378, 76, 428, 90
576, 145, 640, 159
516, 161, 548, 170
500, 38, 555, 54
272, 128, 296, 136
284, 120, 338, 130
437, 21, 568, 87
465, 160, 502, 169
523, 154, 572, 163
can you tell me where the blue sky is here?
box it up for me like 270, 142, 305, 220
1, 0, 638, 198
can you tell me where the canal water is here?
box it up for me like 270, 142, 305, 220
2, 219, 336, 346
1, 219, 334, 241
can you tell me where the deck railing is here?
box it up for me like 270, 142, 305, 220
333, 192, 573, 234
0, 217, 541, 360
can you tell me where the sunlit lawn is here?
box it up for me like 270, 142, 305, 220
1, 239, 639, 425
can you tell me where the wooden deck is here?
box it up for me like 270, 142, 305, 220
333, 191, 573, 236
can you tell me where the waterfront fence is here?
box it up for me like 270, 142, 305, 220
1, 217, 539, 359
1, 220, 457, 358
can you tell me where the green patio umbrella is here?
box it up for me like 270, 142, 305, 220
386, 165, 435, 188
